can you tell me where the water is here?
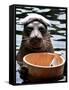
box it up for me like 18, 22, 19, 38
16, 6, 67, 84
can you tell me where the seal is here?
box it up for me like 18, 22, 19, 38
16, 13, 54, 66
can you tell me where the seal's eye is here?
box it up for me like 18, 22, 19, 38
27, 27, 33, 31
24, 27, 33, 36
39, 27, 46, 34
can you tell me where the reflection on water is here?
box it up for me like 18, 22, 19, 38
16, 6, 67, 84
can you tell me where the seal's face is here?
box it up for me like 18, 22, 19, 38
23, 21, 47, 50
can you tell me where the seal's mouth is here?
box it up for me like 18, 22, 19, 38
30, 42, 42, 49
29, 37, 43, 48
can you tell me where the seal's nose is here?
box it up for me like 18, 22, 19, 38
30, 37, 42, 45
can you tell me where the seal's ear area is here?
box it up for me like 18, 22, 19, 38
17, 13, 52, 26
